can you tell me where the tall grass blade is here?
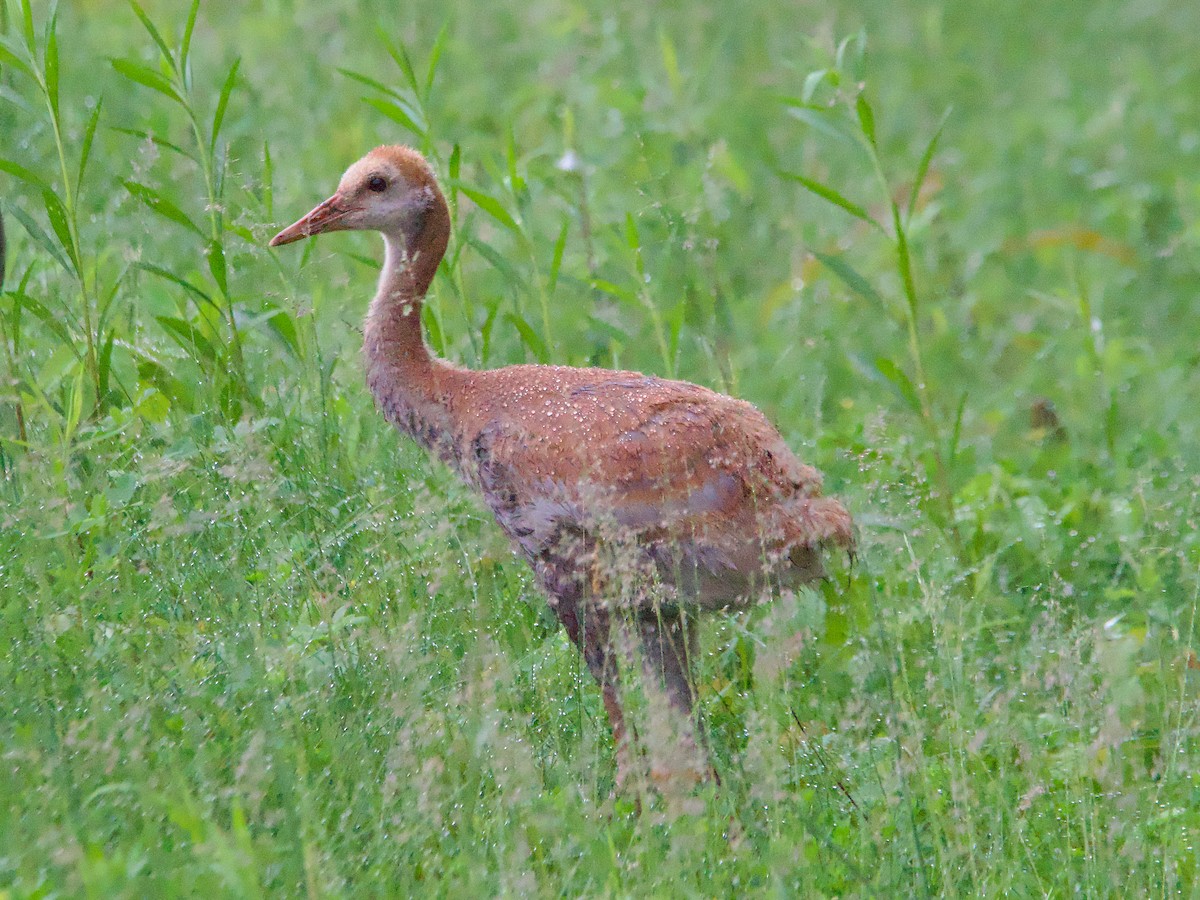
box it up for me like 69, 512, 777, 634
179, 0, 200, 76
11, 290, 71, 345
855, 93, 876, 148
810, 249, 884, 308
548, 219, 568, 294
7, 204, 71, 272
779, 169, 881, 231
425, 24, 448, 98
338, 67, 401, 100
460, 185, 520, 234
42, 12, 58, 120
875, 356, 922, 416
364, 96, 424, 138
211, 58, 240, 152
156, 315, 218, 363
110, 58, 182, 103
0, 38, 36, 80
383, 34, 419, 96
0, 157, 50, 191
907, 109, 950, 220
784, 104, 858, 146
123, 180, 204, 236
110, 126, 195, 161
505, 311, 548, 363
40, 188, 77, 276
136, 261, 216, 310
77, 99, 102, 188
19, 0, 34, 49
129, 1, 173, 66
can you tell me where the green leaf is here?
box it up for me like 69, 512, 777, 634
658, 28, 682, 96
459, 185, 519, 233
338, 67, 401, 99
875, 356, 922, 415
20, 0, 35, 50
479, 298, 499, 364
42, 13, 59, 120
548, 219, 568, 294
225, 223, 255, 244
949, 391, 967, 463
130, 2, 174, 66
891, 202, 918, 315
264, 305, 300, 357
785, 104, 857, 146
7, 204, 71, 272
425, 23, 449, 98
625, 213, 645, 278
206, 240, 228, 298
448, 143, 461, 182
123, 180, 203, 236
136, 261, 215, 310
63, 366, 85, 446
779, 170, 881, 231
0, 157, 49, 191
77, 98, 102, 188
623, 212, 640, 251
800, 68, 831, 103
180, 0, 201, 75
383, 34, 419, 96
10, 290, 72, 345
587, 313, 629, 347
810, 249, 884, 309
0, 38, 37, 80
836, 29, 867, 73
261, 140, 273, 219
504, 126, 524, 196
588, 277, 638, 305
505, 312, 548, 363
363, 96, 425, 137
855, 92, 876, 148
109, 126, 195, 161
467, 236, 523, 287
211, 57, 240, 151
97, 328, 116, 398
422, 300, 444, 355
41, 188, 78, 275
907, 108, 951, 220
156, 315, 218, 363
110, 58, 182, 104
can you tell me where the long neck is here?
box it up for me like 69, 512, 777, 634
363, 192, 455, 452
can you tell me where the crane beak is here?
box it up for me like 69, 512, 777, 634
269, 193, 353, 247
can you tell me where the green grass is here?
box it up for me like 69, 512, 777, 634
2, 0, 1199, 894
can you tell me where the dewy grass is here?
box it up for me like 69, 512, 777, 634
1, 0, 1199, 895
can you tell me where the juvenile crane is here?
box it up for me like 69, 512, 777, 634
271, 146, 853, 782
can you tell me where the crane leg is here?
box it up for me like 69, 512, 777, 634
553, 592, 633, 786
637, 611, 697, 714
637, 610, 718, 784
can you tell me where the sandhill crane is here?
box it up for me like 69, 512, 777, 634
271, 146, 853, 785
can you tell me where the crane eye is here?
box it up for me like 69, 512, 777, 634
367, 175, 387, 193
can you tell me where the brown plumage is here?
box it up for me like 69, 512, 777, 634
271, 145, 853, 784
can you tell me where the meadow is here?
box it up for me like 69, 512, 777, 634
1, 0, 1198, 894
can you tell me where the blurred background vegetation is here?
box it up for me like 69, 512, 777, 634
1, 0, 1198, 894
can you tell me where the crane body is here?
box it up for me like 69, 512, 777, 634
272, 146, 853, 783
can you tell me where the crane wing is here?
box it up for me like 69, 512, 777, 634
461, 374, 850, 605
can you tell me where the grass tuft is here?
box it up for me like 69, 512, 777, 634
1, 0, 1198, 894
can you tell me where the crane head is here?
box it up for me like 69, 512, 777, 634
270, 145, 439, 248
